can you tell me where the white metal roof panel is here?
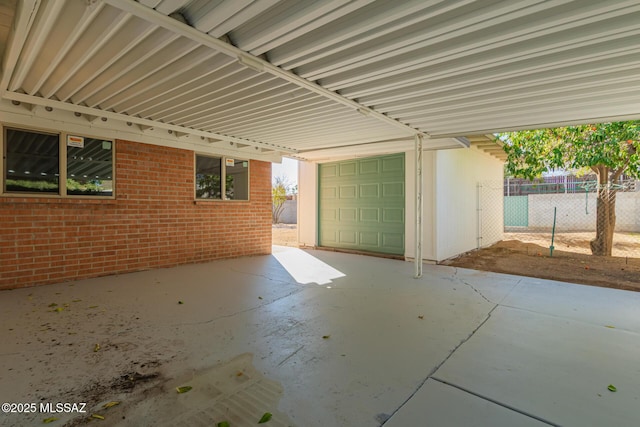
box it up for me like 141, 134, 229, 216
2, 0, 640, 159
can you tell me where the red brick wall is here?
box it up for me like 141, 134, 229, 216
0, 139, 272, 289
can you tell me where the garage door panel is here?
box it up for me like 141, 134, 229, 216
319, 153, 405, 256
339, 230, 357, 244
382, 156, 404, 173
321, 208, 337, 221
359, 159, 380, 175
359, 231, 380, 247
321, 229, 337, 243
359, 183, 379, 198
382, 232, 404, 250
339, 208, 357, 222
339, 185, 357, 199
321, 186, 337, 199
382, 182, 404, 197
321, 164, 338, 178
339, 162, 357, 176
383, 208, 404, 223
360, 208, 380, 222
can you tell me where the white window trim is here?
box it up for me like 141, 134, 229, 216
1, 124, 116, 199
194, 153, 250, 202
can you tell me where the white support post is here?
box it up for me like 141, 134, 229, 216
477, 182, 483, 249
415, 134, 423, 278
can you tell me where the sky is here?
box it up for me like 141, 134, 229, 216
271, 157, 299, 186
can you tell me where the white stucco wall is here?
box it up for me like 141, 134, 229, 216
277, 199, 297, 224
526, 192, 640, 232
298, 161, 317, 247
434, 148, 504, 261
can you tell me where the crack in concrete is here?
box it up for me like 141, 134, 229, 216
497, 277, 523, 304
382, 303, 499, 426
461, 279, 494, 304
228, 266, 299, 286
277, 345, 305, 367
452, 267, 495, 304
429, 378, 560, 426
426, 303, 498, 378
172, 287, 307, 327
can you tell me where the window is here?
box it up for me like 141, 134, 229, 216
2, 127, 114, 197
66, 136, 113, 196
195, 155, 222, 199
4, 128, 60, 193
225, 158, 249, 200
196, 155, 249, 200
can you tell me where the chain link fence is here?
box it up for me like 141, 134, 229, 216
485, 178, 640, 258
477, 181, 505, 249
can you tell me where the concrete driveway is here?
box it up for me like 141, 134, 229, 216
1, 246, 639, 426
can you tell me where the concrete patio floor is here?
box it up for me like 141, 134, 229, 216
1, 245, 639, 426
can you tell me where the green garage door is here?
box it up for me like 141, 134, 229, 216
318, 154, 405, 255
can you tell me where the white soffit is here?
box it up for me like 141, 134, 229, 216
2, 0, 640, 159
468, 134, 507, 162
297, 136, 462, 162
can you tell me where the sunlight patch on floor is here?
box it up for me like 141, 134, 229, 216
272, 245, 345, 285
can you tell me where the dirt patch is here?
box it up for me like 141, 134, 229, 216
62, 367, 163, 426
105, 353, 293, 427
502, 231, 640, 257
272, 224, 298, 247
442, 239, 640, 292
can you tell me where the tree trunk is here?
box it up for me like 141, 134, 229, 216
272, 200, 286, 224
589, 170, 617, 256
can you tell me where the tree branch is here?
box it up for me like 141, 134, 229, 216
612, 146, 634, 181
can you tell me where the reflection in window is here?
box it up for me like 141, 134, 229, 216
67, 136, 113, 196
196, 155, 222, 199
5, 128, 59, 193
225, 159, 249, 200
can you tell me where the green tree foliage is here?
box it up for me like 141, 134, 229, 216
66, 178, 102, 194
196, 173, 221, 199
502, 121, 640, 256
196, 174, 234, 199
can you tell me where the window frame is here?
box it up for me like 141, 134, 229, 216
194, 153, 250, 202
1, 124, 116, 199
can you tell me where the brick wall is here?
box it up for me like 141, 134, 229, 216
0, 139, 272, 289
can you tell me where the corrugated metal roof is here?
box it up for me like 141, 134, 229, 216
2, 0, 640, 159
0, 0, 16, 59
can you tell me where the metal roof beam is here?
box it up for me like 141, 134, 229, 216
2, 91, 298, 154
